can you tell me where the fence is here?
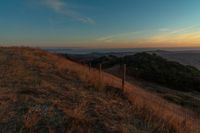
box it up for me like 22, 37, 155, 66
85, 63, 200, 133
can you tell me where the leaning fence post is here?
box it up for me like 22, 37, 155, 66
122, 64, 126, 91
98, 64, 102, 87
99, 64, 102, 80
89, 63, 91, 72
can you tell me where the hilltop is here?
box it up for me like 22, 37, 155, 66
0, 47, 172, 133
59, 49, 200, 71
0, 47, 199, 133
89, 52, 200, 92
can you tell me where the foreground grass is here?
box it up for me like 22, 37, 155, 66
0, 47, 198, 133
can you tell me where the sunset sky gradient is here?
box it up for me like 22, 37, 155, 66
1, 0, 200, 48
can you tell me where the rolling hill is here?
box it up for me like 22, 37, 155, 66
59, 49, 200, 71
88, 53, 200, 115
89, 52, 200, 92
0, 47, 199, 133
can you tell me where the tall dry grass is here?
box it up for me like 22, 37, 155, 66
1, 47, 199, 132
45, 51, 200, 133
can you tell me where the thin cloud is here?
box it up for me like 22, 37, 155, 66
159, 25, 200, 35
170, 25, 199, 34
159, 28, 170, 32
97, 36, 114, 43
96, 31, 142, 43
44, 0, 95, 24
142, 25, 200, 44
45, 0, 64, 12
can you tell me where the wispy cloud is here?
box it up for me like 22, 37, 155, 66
97, 36, 114, 43
44, 0, 95, 24
141, 25, 200, 46
159, 28, 171, 32
96, 31, 142, 43
169, 25, 200, 34
159, 25, 200, 34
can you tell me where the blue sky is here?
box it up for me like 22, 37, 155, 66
1, 0, 200, 48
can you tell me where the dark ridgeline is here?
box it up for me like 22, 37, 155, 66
89, 52, 200, 92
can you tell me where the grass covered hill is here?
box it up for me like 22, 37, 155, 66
0, 47, 178, 133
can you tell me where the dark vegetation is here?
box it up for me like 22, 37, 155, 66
58, 53, 105, 64
89, 52, 200, 92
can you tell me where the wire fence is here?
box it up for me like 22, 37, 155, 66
86, 63, 200, 133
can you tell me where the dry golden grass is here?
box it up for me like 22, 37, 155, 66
50, 48, 200, 133
0, 47, 199, 133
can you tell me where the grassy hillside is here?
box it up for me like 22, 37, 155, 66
0, 48, 199, 133
0, 47, 179, 133
88, 53, 200, 117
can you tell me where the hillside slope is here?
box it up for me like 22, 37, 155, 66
0, 47, 174, 133
0, 47, 199, 133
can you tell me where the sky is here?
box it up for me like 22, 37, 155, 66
1, 0, 200, 48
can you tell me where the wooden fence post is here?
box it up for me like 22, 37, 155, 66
122, 64, 126, 91
89, 63, 91, 72
98, 64, 102, 87
99, 64, 102, 80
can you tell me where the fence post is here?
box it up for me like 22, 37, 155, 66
89, 63, 91, 72
98, 64, 102, 87
99, 64, 102, 80
122, 64, 126, 91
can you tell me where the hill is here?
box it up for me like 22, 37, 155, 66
0, 47, 199, 133
90, 52, 200, 92
58, 49, 200, 71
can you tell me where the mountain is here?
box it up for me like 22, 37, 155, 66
0, 47, 199, 133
